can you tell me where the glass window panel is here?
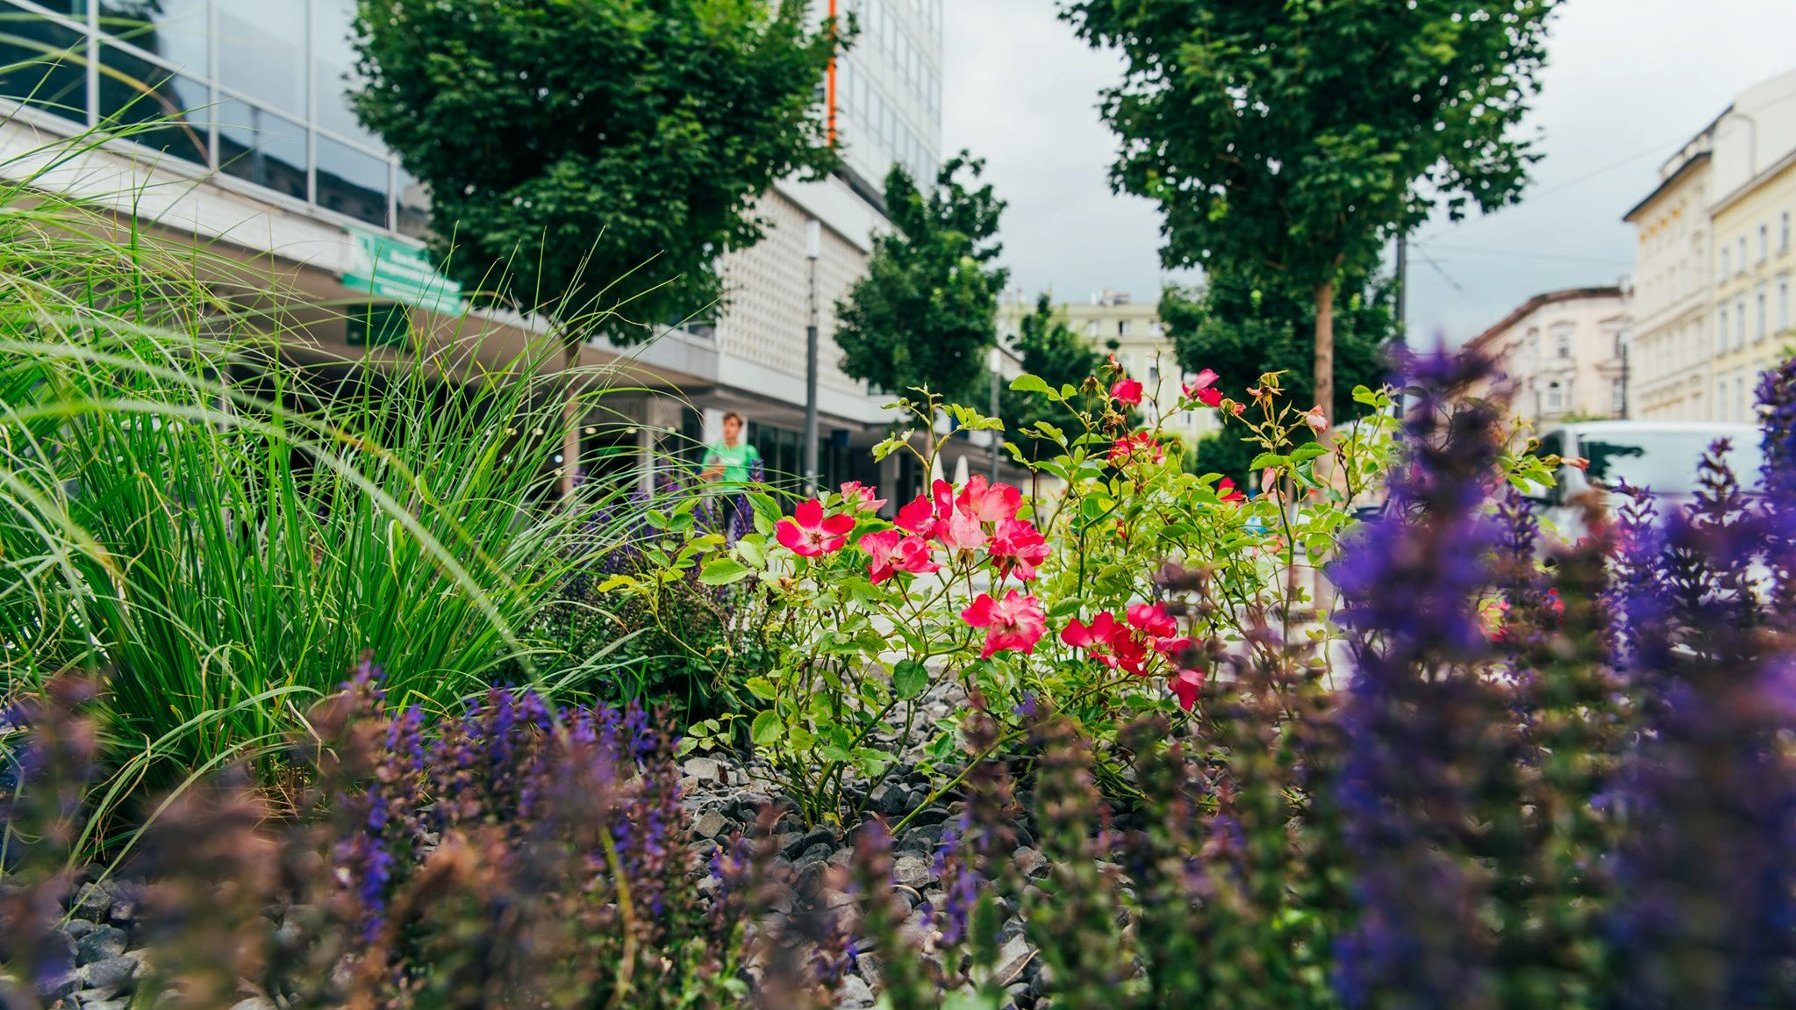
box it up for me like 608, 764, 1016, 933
98, 0, 208, 77
395, 165, 430, 239
216, 97, 307, 200
311, 0, 383, 149
216, 1, 305, 115
97, 43, 209, 164
0, 4, 88, 124
315, 133, 388, 227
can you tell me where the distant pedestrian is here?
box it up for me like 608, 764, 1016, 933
700, 412, 760, 539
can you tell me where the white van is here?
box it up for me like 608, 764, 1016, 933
1531, 421, 1762, 541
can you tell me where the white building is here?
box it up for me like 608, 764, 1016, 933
995, 290, 1219, 452
0, 0, 955, 497
1466, 287, 1628, 427
1623, 68, 1796, 422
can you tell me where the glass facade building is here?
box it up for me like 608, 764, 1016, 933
0, 0, 426, 236
830, 0, 942, 191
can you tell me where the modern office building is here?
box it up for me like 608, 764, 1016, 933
1465, 287, 1628, 427
0, 0, 960, 498
995, 290, 1219, 451
1623, 68, 1796, 422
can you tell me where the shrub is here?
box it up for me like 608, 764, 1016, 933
670, 358, 1401, 822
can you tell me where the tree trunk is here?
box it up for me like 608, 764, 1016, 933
1313, 278, 1335, 425
560, 337, 581, 500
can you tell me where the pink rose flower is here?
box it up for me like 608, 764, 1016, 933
775, 498, 854, 557
961, 590, 1047, 658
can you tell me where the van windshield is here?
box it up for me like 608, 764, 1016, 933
1582, 432, 1763, 494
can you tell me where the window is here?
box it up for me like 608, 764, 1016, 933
1551, 323, 1572, 359
1612, 379, 1626, 416
1779, 275, 1791, 332
1737, 295, 1748, 349
0, 9, 87, 125
1545, 380, 1564, 413
1719, 305, 1729, 354
1739, 236, 1748, 274
1783, 211, 1792, 254
1760, 223, 1770, 263
218, 3, 307, 115
97, 43, 210, 166
1757, 284, 1769, 341
1722, 245, 1731, 277
1736, 373, 1747, 423
1117, 320, 1129, 337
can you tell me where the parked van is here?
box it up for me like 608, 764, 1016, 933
1531, 421, 1762, 541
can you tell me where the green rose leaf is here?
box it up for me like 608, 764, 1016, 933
699, 557, 751, 586
744, 676, 778, 702
891, 659, 928, 700
750, 709, 782, 747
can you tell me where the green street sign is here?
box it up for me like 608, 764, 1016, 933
341, 228, 464, 316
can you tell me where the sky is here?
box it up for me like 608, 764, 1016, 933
942, 0, 1796, 343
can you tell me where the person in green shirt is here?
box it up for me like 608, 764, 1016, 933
700, 412, 759, 539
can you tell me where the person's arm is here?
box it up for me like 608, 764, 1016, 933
699, 448, 724, 482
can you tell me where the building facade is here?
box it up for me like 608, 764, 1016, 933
995, 290, 1218, 451
0, 0, 956, 496
1466, 287, 1628, 428
1622, 134, 1714, 421
1623, 68, 1796, 422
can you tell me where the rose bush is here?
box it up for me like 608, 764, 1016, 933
664, 360, 1402, 822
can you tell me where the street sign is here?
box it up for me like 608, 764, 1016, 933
341, 228, 464, 316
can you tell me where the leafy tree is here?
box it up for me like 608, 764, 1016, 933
1000, 294, 1105, 459
350, 0, 837, 343
835, 154, 1009, 413
1062, 0, 1562, 421
1164, 268, 1395, 482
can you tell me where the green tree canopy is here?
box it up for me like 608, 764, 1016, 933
1000, 294, 1105, 458
1164, 267, 1395, 482
1062, 0, 1562, 420
834, 155, 1009, 408
350, 0, 837, 343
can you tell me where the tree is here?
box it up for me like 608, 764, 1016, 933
350, 0, 837, 344
835, 154, 1009, 413
1062, 0, 1562, 422
1000, 294, 1106, 459
1163, 267, 1395, 482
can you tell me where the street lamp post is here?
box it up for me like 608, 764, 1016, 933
988, 343, 1001, 481
802, 219, 822, 495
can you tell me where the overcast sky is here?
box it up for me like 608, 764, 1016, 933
943, 0, 1796, 343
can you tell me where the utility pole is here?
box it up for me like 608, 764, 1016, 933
802, 219, 821, 495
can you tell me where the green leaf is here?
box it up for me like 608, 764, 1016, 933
1250, 452, 1289, 470
744, 676, 778, 702
699, 557, 751, 585
891, 659, 928, 699
1009, 373, 1052, 395
750, 710, 781, 747
734, 534, 767, 568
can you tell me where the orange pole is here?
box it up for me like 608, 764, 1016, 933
826, 0, 838, 148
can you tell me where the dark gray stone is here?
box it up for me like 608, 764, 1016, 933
80, 953, 139, 990
75, 925, 127, 965
870, 782, 911, 817
227, 999, 277, 1010
692, 809, 730, 839
907, 806, 950, 826
71, 882, 111, 921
